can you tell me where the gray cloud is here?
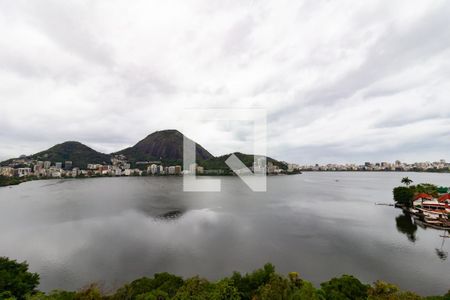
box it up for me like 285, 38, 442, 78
0, 0, 449, 164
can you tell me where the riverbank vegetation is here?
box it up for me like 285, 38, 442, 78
0, 175, 33, 187
1, 257, 449, 300
393, 177, 443, 207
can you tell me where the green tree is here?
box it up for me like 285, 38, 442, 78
230, 263, 276, 300
74, 284, 103, 300
254, 274, 291, 300
290, 281, 321, 300
172, 276, 213, 300
27, 290, 76, 300
135, 290, 169, 300
111, 272, 183, 299
368, 280, 399, 299
150, 272, 184, 297
368, 280, 422, 300
401, 177, 413, 186
320, 275, 369, 300
210, 279, 240, 300
413, 184, 439, 198
0, 257, 40, 300
393, 187, 415, 207
287, 272, 302, 288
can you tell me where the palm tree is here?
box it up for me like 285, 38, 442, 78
401, 177, 413, 186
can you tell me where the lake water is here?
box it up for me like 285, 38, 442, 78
0, 172, 449, 295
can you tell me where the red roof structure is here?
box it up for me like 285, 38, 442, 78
414, 193, 432, 200
438, 193, 450, 202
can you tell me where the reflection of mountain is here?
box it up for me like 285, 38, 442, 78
435, 231, 449, 261
435, 248, 448, 261
156, 209, 184, 221
395, 212, 417, 242
396, 212, 450, 260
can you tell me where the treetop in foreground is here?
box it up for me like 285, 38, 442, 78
1, 257, 449, 300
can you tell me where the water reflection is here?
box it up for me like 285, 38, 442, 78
435, 231, 449, 261
395, 211, 449, 261
395, 212, 417, 242
156, 209, 185, 220
2, 173, 450, 295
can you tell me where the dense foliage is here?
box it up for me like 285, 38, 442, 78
29, 142, 111, 169
200, 152, 287, 172
2, 257, 450, 300
393, 186, 415, 207
114, 130, 213, 164
0, 257, 39, 300
393, 182, 440, 207
0, 176, 22, 187
413, 184, 439, 198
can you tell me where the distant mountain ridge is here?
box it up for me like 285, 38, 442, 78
29, 141, 110, 169
114, 129, 213, 164
200, 152, 287, 171
1, 130, 286, 169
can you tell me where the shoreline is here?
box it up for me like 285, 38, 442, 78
0, 172, 302, 188
397, 206, 450, 230
301, 170, 450, 173
3, 170, 450, 188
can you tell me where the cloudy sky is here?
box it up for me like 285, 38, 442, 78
1, 0, 449, 164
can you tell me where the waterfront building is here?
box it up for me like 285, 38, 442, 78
51, 171, 61, 178
149, 164, 158, 175
168, 166, 176, 175
72, 168, 80, 177
196, 166, 204, 174
287, 163, 299, 172
33, 165, 43, 173
0, 166, 14, 177
65, 161, 72, 170
438, 194, 450, 204
267, 162, 278, 174
189, 163, 197, 174
175, 165, 181, 175
87, 164, 102, 170
16, 168, 32, 177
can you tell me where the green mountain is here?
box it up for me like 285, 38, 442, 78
200, 152, 287, 172
28, 141, 110, 169
1, 130, 289, 171
114, 129, 214, 164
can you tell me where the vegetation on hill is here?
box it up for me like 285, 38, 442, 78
393, 186, 415, 207
24, 142, 110, 169
200, 152, 287, 173
0, 175, 23, 187
0, 257, 39, 300
1, 131, 292, 172
114, 130, 213, 165
393, 178, 440, 207
2, 257, 448, 300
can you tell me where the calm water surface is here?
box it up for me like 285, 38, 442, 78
0, 172, 449, 295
